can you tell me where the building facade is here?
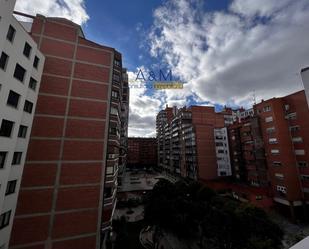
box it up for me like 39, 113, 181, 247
254, 90, 309, 218
214, 127, 232, 177
156, 106, 225, 181
9, 13, 128, 249
0, 1, 44, 247
127, 137, 157, 169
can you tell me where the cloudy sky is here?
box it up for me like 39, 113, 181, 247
15, 0, 309, 137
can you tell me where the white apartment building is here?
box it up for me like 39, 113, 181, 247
0, 0, 44, 247
214, 127, 232, 176
301, 67, 309, 107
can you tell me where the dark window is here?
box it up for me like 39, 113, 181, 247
5, 180, 17, 195
0, 120, 14, 137
112, 90, 118, 99
0, 211, 11, 229
104, 187, 112, 198
6, 25, 16, 42
109, 127, 118, 135
0, 152, 7, 168
18, 125, 27, 138
0, 52, 9, 70
33, 56, 39, 69
24, 100, 33, 113
29, 77, 37, 91
12, 152, 22, 165
113, 74, 120, 82
24, 100, 33, 114
7, 90, 20, 108
114, 60, 121, 67
23, 42, 32, 58
13, 64, 26, 82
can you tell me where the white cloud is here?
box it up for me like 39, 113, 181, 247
15, 0, 89, 25
148, 0, 309, 107
128, 70, 162, 137
131, 0, 309, 137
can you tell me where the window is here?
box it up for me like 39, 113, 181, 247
13, 64, 26, 82
23, 42, 32, 58
273, 161, 282, 166
108, 154, 116, 159
114, 60, 121, 67
271, 149, 280, 155
106, 166, 114, 175
266, 127, 275, 134
104, 187, 112, 198
301, 175, 309, 181
286, 112, 297, 120
24, 100, 33, 113
5, 180, 17, 195
0, 210, 11, 229
29, 77, 37, 91
6, 25, 16, 42
112, 90, 118, 99
18, 125, 27, 138
0, 152, 7, 168
7, 90, 20, 108
0, 120, 14, 137
275, 173, 284, 180
289, 125, 300, 132
292, 137, 302, 143
33, 56, 39, 69
263, 106, 271, 112
265, 116, 273, 123
295, 150, 305, 156
113, 74, 120, 82
110, 107, 118, 116
12, 152, 22, 165
298, 161, 308, 167
0, 52, 9, 70
109, 127, 118, 136
269, 138, 278, 144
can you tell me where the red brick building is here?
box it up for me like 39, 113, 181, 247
127, 137, 157, 168
227, 90, 309, 218
10, 14, 129, 249
156, 106, 225, 181
254, 90, 309, 218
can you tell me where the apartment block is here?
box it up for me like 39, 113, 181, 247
229, 116, 268, 187
156, 106, 174, 174
9, 13, 128, 249
156, 106, 225, 181
301, 67, 309, 107
127, 137, 157, 169
254, 90, 309, 218
0, 1, 44, 248
214, 127, 232, 176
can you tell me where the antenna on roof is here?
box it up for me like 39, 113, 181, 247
252, 90, 256, 105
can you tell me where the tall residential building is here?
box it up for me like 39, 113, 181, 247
254, 90, 309, 219
156, 106, 174, 174
127, 137, 157, 169
214, 127, 232, 177
156, 106, 225, 181
0, 1, 44, 247
301, 67, 309, 107
228, 116, 268, 187
9, 13, 128, 249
